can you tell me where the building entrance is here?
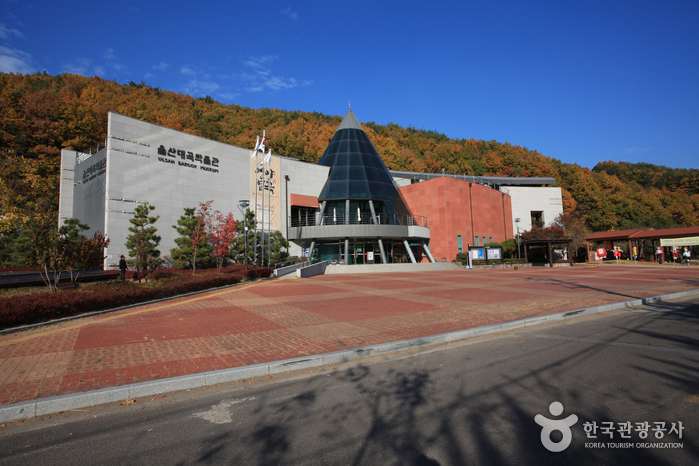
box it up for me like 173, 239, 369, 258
316, 239, 387, 265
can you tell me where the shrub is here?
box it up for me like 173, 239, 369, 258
0, 266, 273, 329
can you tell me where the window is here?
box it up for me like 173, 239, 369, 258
489, 237, 493, 244
482, 236, 486, 246
531, 211, 544, 228
475, 236, 479, 247
457, 235, 463, 253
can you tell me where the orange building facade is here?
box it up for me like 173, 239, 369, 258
399, 176, 514, 262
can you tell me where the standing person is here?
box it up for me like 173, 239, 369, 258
614, 247, 621, 264
672, 248, 678, 263
684, 247, 692, 266
119, 255, 127, 280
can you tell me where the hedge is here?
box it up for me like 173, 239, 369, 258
0, 267, 271, 330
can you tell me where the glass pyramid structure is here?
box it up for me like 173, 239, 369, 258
317, 109, 412, 218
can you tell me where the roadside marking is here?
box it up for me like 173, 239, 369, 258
531, 334, 699, 357
192, 396, 255, 424
0, 280, 269, 348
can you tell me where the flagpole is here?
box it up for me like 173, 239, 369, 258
260, 151, 266, 267
253, 133, 264, 267
254, 143, 259, 267
267, 153, 272, 265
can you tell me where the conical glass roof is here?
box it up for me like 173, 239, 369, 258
318, 109, 411, 217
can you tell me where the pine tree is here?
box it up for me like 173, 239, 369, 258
229, 208, 257, 266
171, 205, 211, 273
125, 204, 161, 283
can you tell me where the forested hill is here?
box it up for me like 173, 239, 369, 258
1, 72, 697, 235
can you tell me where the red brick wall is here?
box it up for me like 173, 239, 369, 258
400, 177, 514, 262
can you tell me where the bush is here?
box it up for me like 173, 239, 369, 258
0, 266, 273, 329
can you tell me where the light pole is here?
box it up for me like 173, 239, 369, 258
285, 175, 290, 249
238, 200, 249, 270
514, 217, 521, 259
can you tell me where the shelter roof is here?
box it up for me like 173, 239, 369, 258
585, 226, 699, 242
585, 229, 649, 241
290, 194, 319, 208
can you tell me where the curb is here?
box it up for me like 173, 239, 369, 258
2, 288, 698, 423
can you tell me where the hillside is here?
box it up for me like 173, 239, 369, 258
1, 72, 697, 236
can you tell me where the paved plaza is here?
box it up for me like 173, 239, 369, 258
1, 265, 698, 406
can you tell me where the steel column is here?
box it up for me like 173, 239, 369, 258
378, 239, 387, 264
307, 240, 316, 263
422, 241, 436, 263
368, 200, 378, 224
317, 201, 327, 226
403, 239, 417, 263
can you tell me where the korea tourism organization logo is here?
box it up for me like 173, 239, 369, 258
534, 401, 685, 452
534, 401, 578, 452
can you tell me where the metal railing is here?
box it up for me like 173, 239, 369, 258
289, 213, 429, 228
75, 139, 107, 165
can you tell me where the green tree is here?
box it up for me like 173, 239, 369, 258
228, 208, 257, 266
171, 205, 212, 273
58, 218, 109, 287
0, 229, 31, 269
267, 230, 290, 265
25, 213, 62, 292
24, 216, 108, 291
489, 239, 518, 258
125, 204, 162, 283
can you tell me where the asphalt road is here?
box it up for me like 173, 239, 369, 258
1, 297, 698, 465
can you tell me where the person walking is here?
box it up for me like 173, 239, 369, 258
684, 247, 692, 266
119, 255, 127, 280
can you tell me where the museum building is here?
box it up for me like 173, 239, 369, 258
58, 110, 563, 269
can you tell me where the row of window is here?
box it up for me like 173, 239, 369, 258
456, 234, 493, 252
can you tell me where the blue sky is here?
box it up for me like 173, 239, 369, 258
1, 0, 697, 169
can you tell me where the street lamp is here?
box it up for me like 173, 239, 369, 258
514, 218, 521, 259
284, 175, 290, 248
238, 200, 249, 270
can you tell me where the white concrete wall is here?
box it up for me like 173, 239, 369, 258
99, 113, 252, 269
58, 150, 77, 228
506, 186, 563, 233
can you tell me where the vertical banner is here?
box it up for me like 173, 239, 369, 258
250, 156, 281, 231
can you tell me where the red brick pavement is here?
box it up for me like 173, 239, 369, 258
1, 265, 698, 405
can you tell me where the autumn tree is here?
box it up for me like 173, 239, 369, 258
199, 201, 238, 273
58, 218, 110, 287
520, 225, 568, 241
553, 213, 589, 261
74, 231, 110, 282
0, 151, 59, 235
125, 204, 162, 283
1, 71, 697, 241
